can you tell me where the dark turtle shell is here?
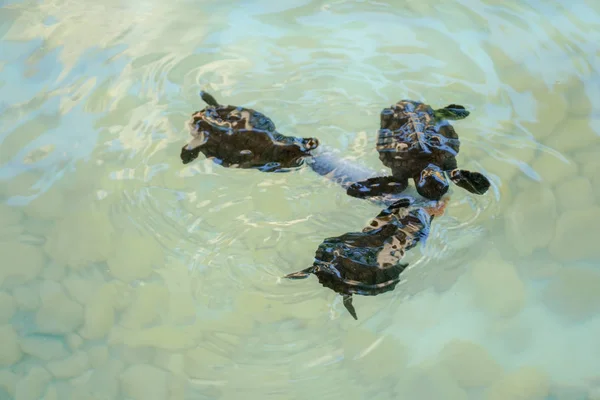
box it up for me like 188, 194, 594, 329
347, 99, 490, 201
377, 100, 461, 176
284, 197, 447, 319
181, 92, 319, 172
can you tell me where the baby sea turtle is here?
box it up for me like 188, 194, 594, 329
283, 197, 448, 320
181, 91, 319, 172
346, 100, 491, 201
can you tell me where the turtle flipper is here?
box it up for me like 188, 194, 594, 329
180, 144, 202, 164
449, 169, 490, 195
434, 104, 470, 121
283, 267, 316, 280
200, 91, 220, 107
343, 294, 358, 320
347, 176, 408, 199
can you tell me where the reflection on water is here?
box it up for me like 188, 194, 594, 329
1, 0, 599, 398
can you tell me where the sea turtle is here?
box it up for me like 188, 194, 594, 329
346, 100, 491, 201
283, 196, 448, 320
181, 91, 319, 171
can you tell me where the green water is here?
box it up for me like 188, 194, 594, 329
1, 0, 599, 399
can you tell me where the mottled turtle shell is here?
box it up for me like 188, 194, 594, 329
310, 199, 431, 297
284, 197, 448, 319
376, 100, 461, 177
181, 101, 318, 171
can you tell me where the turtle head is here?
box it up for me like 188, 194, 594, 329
414, 164, 449, 200
182, 113, 210, 164
434, 104, 470, 121
301, 137, 319, 152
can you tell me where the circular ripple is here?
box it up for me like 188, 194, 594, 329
3, 0, 598, 395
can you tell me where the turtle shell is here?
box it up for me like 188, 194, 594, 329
181, 103, 318, 170
309, 199, 433, 297
376, 100, 461, 177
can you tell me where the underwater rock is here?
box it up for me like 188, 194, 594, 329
35, 281, 84, 334
0, 370, 17, 398
438, 339, 504, 388
43, 385, 58, 400
24, 186, 66, 221
484, 366, 549, 400
0, 324, 22, 367
531, 152, 578, 188
546, 116, 599, 154
81, 282, 119, 340
14, 366, 51, 400
395, 365, 468, 400
87, 345, 109, 369
523, 89, 568, 140
549, 207, 600, 262
12, 282, 41, 311
469, 250, 526, 318
0, 241, 45, 288
505, 185, 556, 257
554, 176, 595, 212
46, 351, 89, 379
120, 283, 168, 330
184, 346, 230, 380
121, 364, 169, 400
122, 325, 199, 350
343, 328, 409, 381
0, 292, 15, 323
44, 209, 114, 269
66, 333, 83, 350
19, 336, 68, 361
87, 359, 124, 400
0, 203, 22, 226
107, 233, 164, 282
541, 267, 600, 321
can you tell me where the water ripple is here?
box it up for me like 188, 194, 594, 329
1, 0, 599, 395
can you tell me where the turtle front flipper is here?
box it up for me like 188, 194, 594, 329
347, 176, 409, 199
433, 104, 470, 121
180, 144, 202, 164
283, 267, 316, 279
200, 91, 220, 107
343, 294, 358, 320
449, 169, 491, 195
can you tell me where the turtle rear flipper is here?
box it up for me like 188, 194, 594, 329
283, 267, 316, 279
434, 104, 470, 120
347, 176, 408, 199
449, 169, 491, 195
343, 294, 358, 320
200, 91, 220, 107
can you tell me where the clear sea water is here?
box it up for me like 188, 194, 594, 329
1, 0, 599, 399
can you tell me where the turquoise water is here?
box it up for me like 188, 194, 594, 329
1, 0, 599, 399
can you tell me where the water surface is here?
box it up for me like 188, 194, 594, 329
1, 0, 599, 399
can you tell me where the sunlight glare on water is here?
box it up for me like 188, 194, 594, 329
1, 0, 600, 399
